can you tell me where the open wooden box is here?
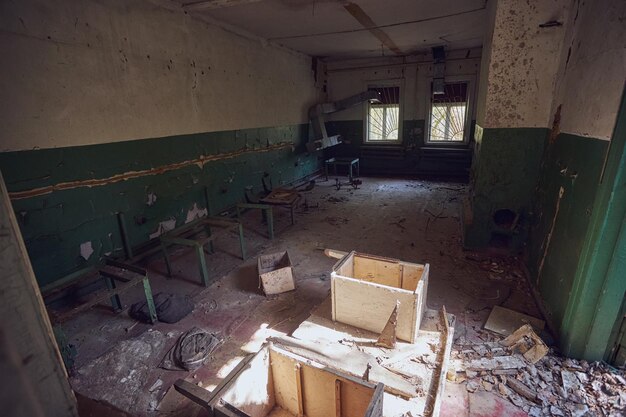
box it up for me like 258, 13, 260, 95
258, 251, 295, 295
177, 343, 384, 417
331, 251, 429, 343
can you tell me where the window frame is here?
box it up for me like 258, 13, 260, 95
364, 80, 403, 145
425, 76, 475, 146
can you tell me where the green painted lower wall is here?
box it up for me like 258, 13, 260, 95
0, 124, 320, 287
325, 120, 473, 177
464, 126, 548, 250
527, 133, 609, 330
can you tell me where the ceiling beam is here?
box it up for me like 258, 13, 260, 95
182, 0, 263, 11
343, 2, 403, 56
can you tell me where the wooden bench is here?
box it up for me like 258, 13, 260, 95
160, 216, 246, 287
42, 258, 157, 324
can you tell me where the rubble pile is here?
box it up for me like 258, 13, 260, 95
451, 337, 626, 416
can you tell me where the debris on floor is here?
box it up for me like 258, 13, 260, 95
71, 330, 169, 414
450, 328, 626, 417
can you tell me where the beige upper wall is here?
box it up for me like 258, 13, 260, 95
549, 0, 626, 140
325, 49, 482, 123
0, 0, 319, 152
480, 0, 569, 129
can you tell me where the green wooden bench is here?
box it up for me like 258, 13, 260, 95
160, 216, 246, 287
41, 258, 158, 324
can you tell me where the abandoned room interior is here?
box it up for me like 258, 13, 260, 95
1, 0, 626, 416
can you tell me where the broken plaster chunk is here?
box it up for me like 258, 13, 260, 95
550, 405, 565, 416
149, 378, 163, 392
466, 380, 480, 393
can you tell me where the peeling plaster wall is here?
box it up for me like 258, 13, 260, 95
0, 0, 319, 151
527, 0, 626, 349
0, 0, 322, 286
548, 0, 626, 140
481, 0, 569, 128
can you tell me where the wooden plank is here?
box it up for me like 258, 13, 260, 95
270, 349, 299, 416
173, 379, 213, 409
0, 172, 78, 415
331, 274, 418, 342
260, 268, 295, 295
295, 364, 304, 417
363, 383, 384, 417
334, 380, 342, 417
353, 254, 401, 287
399, 263, 424, 292
220, 348, 275, 417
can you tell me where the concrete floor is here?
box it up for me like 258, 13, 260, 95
64, 177, 542, 417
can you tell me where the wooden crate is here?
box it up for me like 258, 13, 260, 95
258, 251, 295, 295
203, 343, 384, 417
331, 251, 429, 343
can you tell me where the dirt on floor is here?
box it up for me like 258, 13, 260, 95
62, 177, 624, 417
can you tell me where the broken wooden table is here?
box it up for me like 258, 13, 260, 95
160, 216, 246, 287
42, 258, 157, 324
258, 188, 301, 226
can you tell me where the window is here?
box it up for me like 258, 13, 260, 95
367, 86, 400, 142
428, 82, 468, 143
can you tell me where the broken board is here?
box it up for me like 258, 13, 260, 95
331, 251, 429, 343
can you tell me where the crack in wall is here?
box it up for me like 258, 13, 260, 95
9, 142, 294, 201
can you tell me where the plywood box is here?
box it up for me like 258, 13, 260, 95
258, 251, 295, 295
331, 251, 429, 343
197, 343, 384, 417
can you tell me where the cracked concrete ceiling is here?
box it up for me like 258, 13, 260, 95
171, 0, 488, 59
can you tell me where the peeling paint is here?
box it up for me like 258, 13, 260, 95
185, 203, 208, 224
80, 241, 94, 260
146, 192, 157, 206
149, 218, 177, 239
538, 186, 565, 282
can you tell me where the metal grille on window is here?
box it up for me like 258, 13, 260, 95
368, 87, 400, 141
429, 82, 468, 142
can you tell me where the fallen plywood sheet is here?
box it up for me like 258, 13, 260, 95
330, 251, 429, 343
484, 306, 545, 336
290, 296, 454, 417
